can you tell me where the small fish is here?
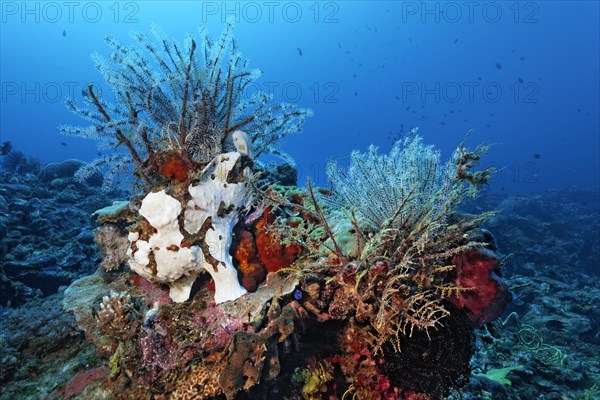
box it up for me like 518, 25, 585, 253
495, 63, 502, 69
353, 73, 357, 78
518, 78, 524, 84
62, 30, 66, 37
338, 42, 342, 48
395, 95, 399, 100
533, 153, 541, 159
143, 304, 160, 326
577, 108, 582, 112
405, 106, 410, 111
297, 48, 303, 56
355, 91, 358, 96
453, 38, 458, 44
0, 141, 11, 155
60, 141, 68, 146
520, 56, 526, 61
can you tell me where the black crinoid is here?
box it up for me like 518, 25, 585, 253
60, 18, 312, 192
378, 305, 475, 399
1, 150, 26, 173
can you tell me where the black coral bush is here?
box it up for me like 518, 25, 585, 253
61, 18, 312, 191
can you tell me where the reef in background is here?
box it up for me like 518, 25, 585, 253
0, 156, 123, 307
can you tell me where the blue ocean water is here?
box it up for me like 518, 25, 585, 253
1, 4, 599, 399
1, 1, 598, 193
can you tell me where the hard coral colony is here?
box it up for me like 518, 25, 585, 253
60, 19, 511, 400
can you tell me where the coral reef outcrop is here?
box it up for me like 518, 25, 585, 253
0, 18, 541, 400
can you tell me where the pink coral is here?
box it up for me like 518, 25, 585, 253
131, 274, 171, 306
140, 326, 180, 371
48, 367, 109, 399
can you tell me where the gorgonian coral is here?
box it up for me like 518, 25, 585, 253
61, 18, 312, 191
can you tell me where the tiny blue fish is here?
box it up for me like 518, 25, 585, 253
293, 289, 302, 300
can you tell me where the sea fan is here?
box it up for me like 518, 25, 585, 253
1, 150, 40, 175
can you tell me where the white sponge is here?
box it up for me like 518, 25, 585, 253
127, 135, 252, 304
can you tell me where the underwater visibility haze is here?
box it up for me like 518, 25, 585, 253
0, 2, 599, 399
